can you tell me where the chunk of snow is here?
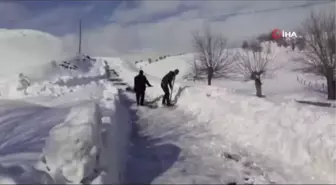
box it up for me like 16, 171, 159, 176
42, 102, 103, 183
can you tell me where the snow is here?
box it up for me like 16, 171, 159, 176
0, 163, 54, 184
0, 82, 132, 184
0, 29, 66, 80
0, 28, 334, 184
98, 83, 132, 183
0, 100, 70, 184
177, 86, 335, 183
137, 54, 194, 80
41, 102, 102, 183
111, 45, 335, 183
123, 92, 273, 184
0, 34, 132, 183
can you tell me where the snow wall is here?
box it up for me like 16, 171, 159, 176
41, 96, 131, 183
177, 85, 336, 183
0, 95, 131, 184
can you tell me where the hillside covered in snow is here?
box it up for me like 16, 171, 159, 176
0, 29, 70, 79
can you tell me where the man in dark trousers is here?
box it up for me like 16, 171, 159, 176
134, 70, 152, 106
161, 69, 179, 106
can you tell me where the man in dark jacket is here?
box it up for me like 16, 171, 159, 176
134, 70, 152, 106
161, 69, 179, 106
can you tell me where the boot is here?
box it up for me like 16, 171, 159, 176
166, 100, 173, 106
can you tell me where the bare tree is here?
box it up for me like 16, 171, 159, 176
296, 37, 306, 51
234, 43, 276, 97
257, 32, 273, 43
249, 41, 263, 52
296, 10, 335, 99
192, 28, 234, 85
242, 40, 249, 49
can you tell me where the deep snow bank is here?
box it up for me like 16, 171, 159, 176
177, 86, 336, 183
0, 56, 106, 100
0, 75, 98, 100
41, 102, 103, 184
0, 29, 66, 79
0, 102, 108, 184
38, 85, 131, 184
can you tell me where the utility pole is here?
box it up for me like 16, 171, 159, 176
78, 19, 82, 56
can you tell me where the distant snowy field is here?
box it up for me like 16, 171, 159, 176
0, 29, 70, 80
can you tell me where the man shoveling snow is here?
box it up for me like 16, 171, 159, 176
161, 69, 179, 106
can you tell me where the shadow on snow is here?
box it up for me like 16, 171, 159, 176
120, 91, 181, 184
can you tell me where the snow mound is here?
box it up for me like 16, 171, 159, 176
0, 76, 100, 99
45, 56, 105, 86
51, 55, 100, 78
0, 57, 106, 99
178, 85, 336, 183
38, 84, 132, 184
0, 29, 65, 80
42, 102, 103, 184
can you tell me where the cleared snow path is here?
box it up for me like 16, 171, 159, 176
122, 91, 279, 184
